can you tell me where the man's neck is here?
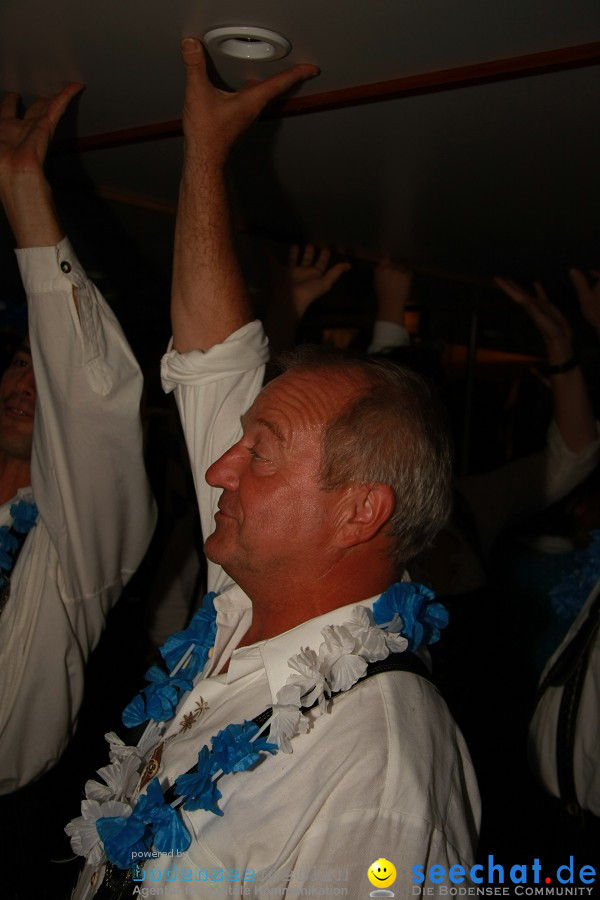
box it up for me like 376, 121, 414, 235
237, 564, 397, 648
0, 453, 31, 506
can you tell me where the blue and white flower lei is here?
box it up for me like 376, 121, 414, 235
65, 582, 448, 870
550, 529, 600, 621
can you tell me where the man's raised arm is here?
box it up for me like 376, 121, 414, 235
0, 86, 81, 248
171, 38, 316, 352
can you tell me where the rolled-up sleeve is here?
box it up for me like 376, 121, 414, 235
161, 320, 269, 593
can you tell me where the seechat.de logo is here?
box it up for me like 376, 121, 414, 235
412, 856, 596, 893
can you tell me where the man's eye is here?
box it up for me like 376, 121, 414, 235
12, 358, 28, 368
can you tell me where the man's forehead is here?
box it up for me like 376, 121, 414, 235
242, 368, 361, 431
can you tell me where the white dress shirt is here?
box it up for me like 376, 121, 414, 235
0, 238, 156, 793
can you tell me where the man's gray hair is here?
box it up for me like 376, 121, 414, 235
277, 346, 453, 570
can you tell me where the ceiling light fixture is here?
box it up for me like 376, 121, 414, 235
202, 26, 291, 61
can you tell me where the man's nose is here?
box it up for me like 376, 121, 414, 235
16, 367, 36, 396
205, 443, 245, 490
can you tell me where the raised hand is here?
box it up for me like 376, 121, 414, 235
494, 277, 573, 366
495, 275, 597, 454
287, 244, 351, 317
0, 85, 82, 184
180, 38, 317, 166
0, 84, 82, 247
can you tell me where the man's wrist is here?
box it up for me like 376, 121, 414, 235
0, 173, 63, 247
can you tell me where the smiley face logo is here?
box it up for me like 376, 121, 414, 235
367, 858, 397, 888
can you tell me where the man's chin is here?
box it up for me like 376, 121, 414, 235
204, 532, 232, 568
0, 431, 33, 462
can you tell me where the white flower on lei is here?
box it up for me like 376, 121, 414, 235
84, 753, 142, 804
344, 605, 408, 660
269, 684, 310, 753
105, 731, 139, 763
64, 798, 132, 865
287, 647, 330, 713
318, 624, 368, 693
105, 728, 157, 763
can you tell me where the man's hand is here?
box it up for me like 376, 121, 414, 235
0, 84, 82, 247
570, 268, 600, 339
180, 38, 317, 167
0, 85, 82, 186
287, 244, 351, 318
494, 277, 573, 366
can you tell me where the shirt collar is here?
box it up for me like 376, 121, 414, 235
229, 595, 380, 705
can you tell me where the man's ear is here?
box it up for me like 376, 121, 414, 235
335, 482, 395, 548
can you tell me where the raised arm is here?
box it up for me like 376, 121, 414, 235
495, 277, 597, 453
368, 258, 412, 353
0, 87, 155, 793
0, 85, 82, 248
171, 38, 317, 352
570, 268, 600, 341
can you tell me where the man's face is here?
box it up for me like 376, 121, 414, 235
0, 340, 36, 461
204, 369, 360, 584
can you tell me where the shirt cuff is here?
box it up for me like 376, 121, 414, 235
547, 417, 600, 463
161, 320, 269, 393
15, 237, 88, 294
367, 320, 410, 354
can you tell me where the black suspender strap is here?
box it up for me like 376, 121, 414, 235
253, 649, 434, 732
534, 583, 600, 816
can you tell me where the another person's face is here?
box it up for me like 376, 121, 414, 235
0, 340, 36, 461
204, 369, 359, 584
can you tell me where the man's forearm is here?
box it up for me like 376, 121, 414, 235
549, 365, 598, 454
171, 158, 252, 353
0, 171, 63, 248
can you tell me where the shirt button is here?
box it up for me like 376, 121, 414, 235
60, 261, 72, 273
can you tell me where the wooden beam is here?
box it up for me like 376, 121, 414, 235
95, 186, 176, 215
54, 41, 600, 155
275, 40, 600, 116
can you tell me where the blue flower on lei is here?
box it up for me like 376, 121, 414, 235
122, 592, 219, 728
97, 778, 191, 868
175, 746, 223, 815
11, 500, 39, 533
0, 528, 18, 570
134, 778, 191, 856
160, 592, 218, 678
122, 665, 195, 728
0, 501, 38, 583
96, 809, 153, 870
372, 582, 449, 651
211, 721, 278, 774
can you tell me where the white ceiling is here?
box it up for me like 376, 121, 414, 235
1, 0, 599, 286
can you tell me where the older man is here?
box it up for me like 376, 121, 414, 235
0, 87, 155, 793
68, 42, 479, 899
